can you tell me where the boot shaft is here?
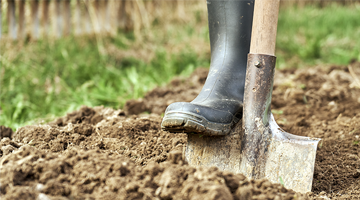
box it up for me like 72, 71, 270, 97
193, 0, 254, 106
208, 0, 254, 63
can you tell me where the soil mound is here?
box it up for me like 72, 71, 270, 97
1, 62, 359, 199
1, 146, 306, 200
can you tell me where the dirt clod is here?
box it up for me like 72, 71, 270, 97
0, 126, 13, 139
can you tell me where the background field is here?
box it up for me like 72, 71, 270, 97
1, 2, 360, 130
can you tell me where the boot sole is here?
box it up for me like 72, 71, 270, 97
161, 111, 235, 136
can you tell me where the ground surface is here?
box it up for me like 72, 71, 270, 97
1, 62, 359, 200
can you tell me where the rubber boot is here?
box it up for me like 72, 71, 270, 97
161, 0, 254, 136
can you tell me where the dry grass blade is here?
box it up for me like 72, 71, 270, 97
348, 65, 360, 88
83, 0, 105, 55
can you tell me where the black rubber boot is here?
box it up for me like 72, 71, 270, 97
161, 0, 254, 136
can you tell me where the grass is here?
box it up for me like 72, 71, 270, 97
276, 3, 360, 68
0, 33, 209, 129
1, 3, 360, 130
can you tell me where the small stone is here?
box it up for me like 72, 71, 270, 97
36, 184, 45, 192
37, 193, 51, 200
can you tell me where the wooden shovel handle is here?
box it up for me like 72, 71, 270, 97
250, 0, 280, 56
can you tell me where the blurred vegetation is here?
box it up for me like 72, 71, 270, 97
1, 3, 360, 130
276, 4, 360, 68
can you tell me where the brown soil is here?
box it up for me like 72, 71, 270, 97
1, 62, 359, 200
0, 126, 13, 139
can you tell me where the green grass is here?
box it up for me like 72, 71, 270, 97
0, 34, 209, 129
276, 3, 360, 68
1, 4, 360, 130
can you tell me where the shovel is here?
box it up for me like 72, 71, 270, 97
184, 0, 320, 193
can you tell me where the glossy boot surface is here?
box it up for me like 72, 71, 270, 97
161, 0, 254, 136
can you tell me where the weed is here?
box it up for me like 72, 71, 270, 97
278, 118, 288, 125
303, 96, 308, 104
279, 176, 285, 186
299, 84, 306, 90
272, 110, 284, 115
349, 129, 358, 135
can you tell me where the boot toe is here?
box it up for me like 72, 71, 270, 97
161, 102, 241, 136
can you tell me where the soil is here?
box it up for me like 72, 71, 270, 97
1, 62, 359, 200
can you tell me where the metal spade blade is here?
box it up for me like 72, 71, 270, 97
184, 54, 320, 193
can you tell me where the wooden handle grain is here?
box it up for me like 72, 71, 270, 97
250, 0, 280, 56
